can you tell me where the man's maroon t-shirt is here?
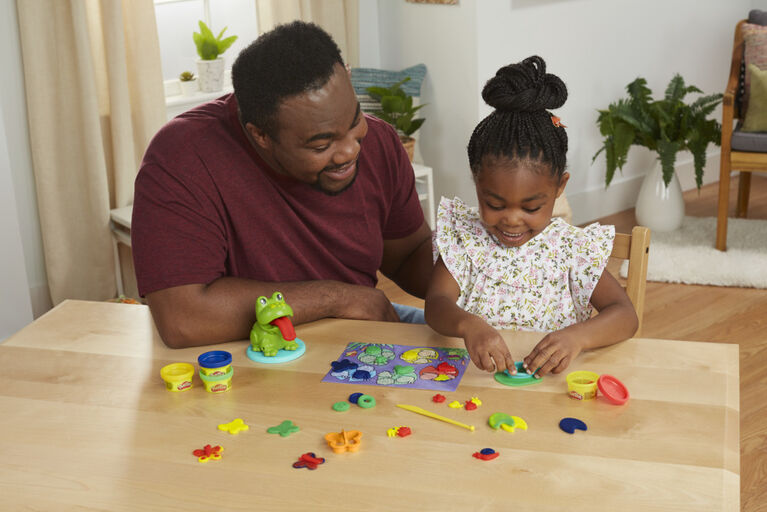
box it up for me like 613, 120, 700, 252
131, 94, 424, 297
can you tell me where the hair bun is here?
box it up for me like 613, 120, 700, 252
482, 55, 567, 113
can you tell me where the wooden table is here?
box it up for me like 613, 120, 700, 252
0, 300, 739, 510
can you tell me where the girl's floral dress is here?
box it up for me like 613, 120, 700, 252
433, 197, 614, 332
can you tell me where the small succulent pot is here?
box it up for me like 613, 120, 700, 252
196, 57, 225, 93
179, 78, 198, 96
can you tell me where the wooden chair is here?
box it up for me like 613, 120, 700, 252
716, 19, 767, 251
611, 226, 651, 337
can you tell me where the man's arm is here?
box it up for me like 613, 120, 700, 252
379, 220, 433, 299
147, 278, 400, 348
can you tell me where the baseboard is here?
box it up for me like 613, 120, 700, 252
569, 151, 721, 225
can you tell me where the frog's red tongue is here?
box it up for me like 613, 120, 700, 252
270, 316, 296, 341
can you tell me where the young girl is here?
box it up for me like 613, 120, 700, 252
424, 56, 638, 377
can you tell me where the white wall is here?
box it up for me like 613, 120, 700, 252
0, 98, 33, 341
0, 0, 50, 332
0, 1, 33, 339
374, 0, 480, 204
375, 0, 757, 224
359, 0, 382, 68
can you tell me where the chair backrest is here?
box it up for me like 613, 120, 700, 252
733, 12, 767, 118
610, 226, 651, 337
729, 19, 747, 120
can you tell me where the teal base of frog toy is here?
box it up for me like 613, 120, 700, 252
494, 362, 543, 387
247, 338, 306, 364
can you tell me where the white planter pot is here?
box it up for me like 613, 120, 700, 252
196, 57, 225, 93
179, 79, 198, 96
635, 163, 685, 232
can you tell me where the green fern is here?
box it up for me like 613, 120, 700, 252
594, 74, 722, 187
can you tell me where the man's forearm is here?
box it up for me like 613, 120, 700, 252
147, 278, 348, 348
388, 237, 434, 299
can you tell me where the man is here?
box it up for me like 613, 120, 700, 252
132, 21, 432, 348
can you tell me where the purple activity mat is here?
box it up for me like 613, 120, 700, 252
321, 342, 471, 392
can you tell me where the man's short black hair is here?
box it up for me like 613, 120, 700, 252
232, 21, 344, 138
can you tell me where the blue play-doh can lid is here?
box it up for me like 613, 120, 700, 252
198, 350, 232, 369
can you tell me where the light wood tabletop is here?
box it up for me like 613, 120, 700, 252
0, 300, 739, 511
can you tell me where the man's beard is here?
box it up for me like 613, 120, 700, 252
311, 165, 359, 196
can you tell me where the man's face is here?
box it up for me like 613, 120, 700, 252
246, 63, 368, 195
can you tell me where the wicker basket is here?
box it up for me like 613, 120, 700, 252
401, 136, 416, 162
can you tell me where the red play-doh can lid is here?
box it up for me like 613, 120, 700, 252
597, 374, 630, 405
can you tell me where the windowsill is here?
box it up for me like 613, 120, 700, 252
166, 86, 233, 108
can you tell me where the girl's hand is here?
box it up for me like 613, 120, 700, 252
523, 329, 583, 378
463, 317, 516, 373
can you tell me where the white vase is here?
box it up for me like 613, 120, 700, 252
179, 79, 198, 96
196, 57, 225, 93
635, 163, 685, 232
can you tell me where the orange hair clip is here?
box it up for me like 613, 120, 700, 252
551, 116, 566, 128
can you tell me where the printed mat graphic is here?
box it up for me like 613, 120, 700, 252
322, 342, 470, 391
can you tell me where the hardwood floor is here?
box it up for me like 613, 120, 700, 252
378, 174, 767, 511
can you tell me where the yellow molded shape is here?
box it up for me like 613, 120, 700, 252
218, 418, 250, 435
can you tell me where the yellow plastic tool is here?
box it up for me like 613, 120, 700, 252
396, 404, 475, 431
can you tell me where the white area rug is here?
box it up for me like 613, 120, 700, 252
620, 216, 767, 289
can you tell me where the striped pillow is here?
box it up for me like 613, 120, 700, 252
351, 64, 427, 113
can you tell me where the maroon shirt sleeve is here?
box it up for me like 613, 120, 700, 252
132, 119, 229, 296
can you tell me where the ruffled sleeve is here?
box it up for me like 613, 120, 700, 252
433, 197, 487, 286
566, 222, 615, 319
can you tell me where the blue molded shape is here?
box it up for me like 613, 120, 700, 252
559, 417, 588, 434
352, 369, 371, 380
330, 358, 358, 372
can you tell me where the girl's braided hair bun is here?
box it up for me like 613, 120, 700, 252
467, 55, 569, 178
482, 55, 567, 113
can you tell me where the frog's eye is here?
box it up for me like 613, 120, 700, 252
258, 297, 267, 306
275, 292, 283, 301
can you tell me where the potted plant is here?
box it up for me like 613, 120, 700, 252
193, 20, 237, 93
366, 77, 426, 161
593, 74, 722, 232
179, 71, 197, 96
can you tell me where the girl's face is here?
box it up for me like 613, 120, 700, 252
475, 157, 569, 248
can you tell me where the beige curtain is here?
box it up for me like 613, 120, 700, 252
16, 0, 165, 304
256, 0, 359, 67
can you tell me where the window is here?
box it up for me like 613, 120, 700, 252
154, 0, 258, 99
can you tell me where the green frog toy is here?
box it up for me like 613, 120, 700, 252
249, 292, 299, 357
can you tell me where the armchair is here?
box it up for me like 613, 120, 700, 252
716, 16, 767, 250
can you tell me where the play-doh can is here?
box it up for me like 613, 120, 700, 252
199, 366, 234, 393
566, 370, 600, 400
160, 363, 195, 392
197, 350, 233, 377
